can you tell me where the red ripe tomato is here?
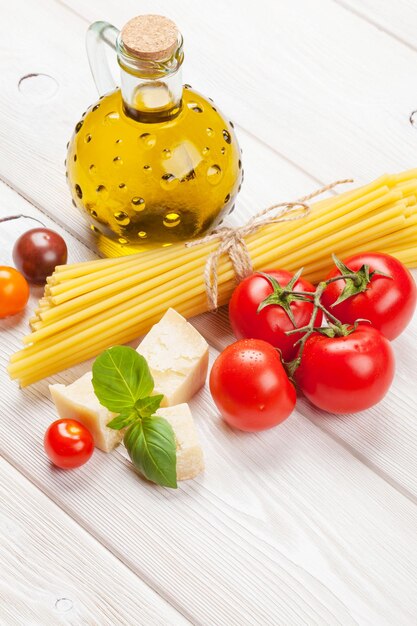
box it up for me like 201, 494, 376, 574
322, 253, 416, 340
209, 338, 296, 431
295, 325, 395, 414
229, 270, 322, 362
44, 419, 94, 469
0, 266, 30, 318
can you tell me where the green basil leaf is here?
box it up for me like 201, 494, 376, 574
124, 421, 143, 456
124, 416, 177, 488
92, 346, 154, 413
106, 410, 137, 431
135, 395, 164, 418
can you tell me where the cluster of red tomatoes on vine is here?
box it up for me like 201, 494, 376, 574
210, 252, 417, 431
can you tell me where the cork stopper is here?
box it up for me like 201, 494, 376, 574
121, 15, 179, 61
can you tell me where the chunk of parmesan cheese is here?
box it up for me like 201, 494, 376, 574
137, 308, 209, 407
49, 378, 205, 480
156, 404, 204, 480
49, 372, 122, 453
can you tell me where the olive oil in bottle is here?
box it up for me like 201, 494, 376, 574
67, 15, 242, 255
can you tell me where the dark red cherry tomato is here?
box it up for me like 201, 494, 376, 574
295, 325, 395, 414
13, 228, 67, 284
44, 419, 94, 469
229, 270, 322, 361
322, 253, 416, 340
210, 338, 296, 431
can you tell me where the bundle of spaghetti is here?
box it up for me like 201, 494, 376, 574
9, 169, 417, 386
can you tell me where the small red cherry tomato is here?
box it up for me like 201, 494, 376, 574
322, 253, 416, 340
44, 419, 94, 469
295, 325, 395, 414
210, 338, 296, 431
0, 266, 30, 318
229, 270, 322, 361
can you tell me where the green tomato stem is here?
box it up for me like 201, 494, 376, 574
325, 273, 361, 286
317, 303, 342, 326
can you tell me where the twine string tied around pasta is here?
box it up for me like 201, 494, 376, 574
186, 179, 353, 310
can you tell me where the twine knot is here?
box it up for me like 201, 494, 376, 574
186, 179, 353, 310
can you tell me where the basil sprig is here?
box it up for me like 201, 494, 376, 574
92, 346, 177, 488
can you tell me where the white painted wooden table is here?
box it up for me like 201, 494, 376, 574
1, 1, 417, 624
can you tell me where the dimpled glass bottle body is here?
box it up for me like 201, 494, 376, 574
66, 17, 242, 253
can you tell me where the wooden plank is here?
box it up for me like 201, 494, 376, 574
192, 277, 417, 502
3, 185, 417, 624
0, 457, 189, 626
60, 0, 417, 184
4, 344, 417, 624
0, 0, 321, 251
52, 0, 417, 504
3, 1, 417, 623
3, 145, 417, 509
333, 0, 417, 54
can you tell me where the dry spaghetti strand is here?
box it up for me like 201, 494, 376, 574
8, 171, 417, 386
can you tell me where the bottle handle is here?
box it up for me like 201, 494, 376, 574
86, 21, 120, 96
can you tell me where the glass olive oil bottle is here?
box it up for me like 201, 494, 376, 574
66, 15, 242, 254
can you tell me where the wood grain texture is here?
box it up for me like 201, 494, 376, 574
0, 180, 189, 625
192, 278, 417, 502
0, 458, 189, 626
2, 196, 417, 625
3, 335, 417, 625
2, 0, 417, 624
0, 0, 321, 251
334, 0, 417, 54
61, 0, 417, 183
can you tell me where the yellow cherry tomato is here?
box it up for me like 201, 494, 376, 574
0, 266, 30, 318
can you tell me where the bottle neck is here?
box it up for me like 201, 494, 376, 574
120, 66, 183, 123
117, 35, 184, 123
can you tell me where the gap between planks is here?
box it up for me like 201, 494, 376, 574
2, 270, 416, 623
0, 456, 191, 626
55, 0, 417, 184
1, 449, 196, 626
308, 411, 417, 509
53, 0, 326, 191
192, 306, 417, 508
0, 184, 195, 622
0, 172, 104, 259
2, 2, 416, 620
332, 0, 417, 55
1, 122, 417, 525
2, 236, 416, 623
2, 177, 417, 513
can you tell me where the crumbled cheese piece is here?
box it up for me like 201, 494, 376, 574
49, 372, 122, 452
49, 378, 204, 480
137, 308, 209, 407
156, 404, 204, 480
